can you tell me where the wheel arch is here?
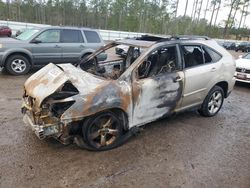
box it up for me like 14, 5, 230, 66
4, 52, 33, 67
214, 81, 228, 98
80, 49, 95, 58
88, 108, 129, 130
68, 107, 129, 138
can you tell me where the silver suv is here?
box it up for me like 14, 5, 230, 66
22, 36, 236, 151
0, 27, 106, 75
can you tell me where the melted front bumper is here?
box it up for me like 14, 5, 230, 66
23, 113, 62, 140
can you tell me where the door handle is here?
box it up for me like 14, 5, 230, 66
174, 76, 183, 82
211, 67, 216, 72
54, 45, 61, 48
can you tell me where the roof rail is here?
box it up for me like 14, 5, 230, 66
136, 35, 169, 41
171, 35, 210, 40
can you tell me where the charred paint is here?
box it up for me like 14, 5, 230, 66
130, 72, 183, 127
132, 81, 141, 106
60, 81, 132, 122
22, 39, 185, 141
25, 75, 49, 96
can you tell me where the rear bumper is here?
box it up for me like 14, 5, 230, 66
23, 114, 62, 139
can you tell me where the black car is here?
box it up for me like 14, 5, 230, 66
235, 42, 250, 52
223, 42, 236, 50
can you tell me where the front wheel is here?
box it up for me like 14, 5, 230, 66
81, 111, 125, 151
198, 86, 224, 117
5, 55, 31, 75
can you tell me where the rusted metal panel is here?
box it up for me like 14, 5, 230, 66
131, 72, 183, 127
116, 39, 155, 48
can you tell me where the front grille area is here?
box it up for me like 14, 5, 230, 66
236, 67, 250, 73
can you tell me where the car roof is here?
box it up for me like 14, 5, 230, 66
116, 39, 156, 48
41, 26, 98, 31
116, 35, 214, 48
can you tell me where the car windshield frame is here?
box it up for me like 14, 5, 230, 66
15, 29, 40, 41
78, 40, 153, 80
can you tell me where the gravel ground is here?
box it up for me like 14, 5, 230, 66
0, 51, 249, 188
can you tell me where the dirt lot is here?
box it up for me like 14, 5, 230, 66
0, 51, 249, 188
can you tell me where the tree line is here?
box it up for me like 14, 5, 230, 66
0, 0, 249, 39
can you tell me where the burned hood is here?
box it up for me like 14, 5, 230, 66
24, 63, 106, 107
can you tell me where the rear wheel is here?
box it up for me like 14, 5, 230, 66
5, 55, 31, 75
81, 111, 125, 151
198, 86, 224, 117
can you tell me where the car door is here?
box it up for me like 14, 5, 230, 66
82, 30, 103, 50
60, 29, 85, 63
131, 45, 184, 127
180, 44, 223, 109
31, 29, 62, 65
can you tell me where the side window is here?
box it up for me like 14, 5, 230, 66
83, 30, 101, 43
203, 47, 222, 62
36, 29, 60, 43
138, 46, 178, 79
181, 45, 204, 68
61, 29, 84, 43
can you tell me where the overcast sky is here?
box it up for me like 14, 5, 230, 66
176, 0, 250, 28
2, 0, 250, 28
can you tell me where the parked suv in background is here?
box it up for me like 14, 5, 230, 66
0, 26, 12, 37
235, 42, 250, 52
0, 26, 106, 75
22, 35, 236, 151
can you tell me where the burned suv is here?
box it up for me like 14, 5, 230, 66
22, 36, 236, 151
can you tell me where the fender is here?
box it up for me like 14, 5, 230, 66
80, 48, 95, 58
79, 48, 107, 62
1, 48, 33, 66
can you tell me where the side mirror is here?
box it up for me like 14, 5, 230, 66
239, 55, 243, 59
31, 38, 42, 44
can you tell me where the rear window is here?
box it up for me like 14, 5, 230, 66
61, 29, 83, 43
83, 30, 101, 43
203, 47, 222, 62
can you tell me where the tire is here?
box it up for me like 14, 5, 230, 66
5, 55, 31, 75
198, 86, 224, 117
80, 111, 125, 151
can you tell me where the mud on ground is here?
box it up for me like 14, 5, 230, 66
0, 51, 249, 188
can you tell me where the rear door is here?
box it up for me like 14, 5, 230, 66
31, 29, 62, 65
60, 29, 85, 63
180, 44, 223, 109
